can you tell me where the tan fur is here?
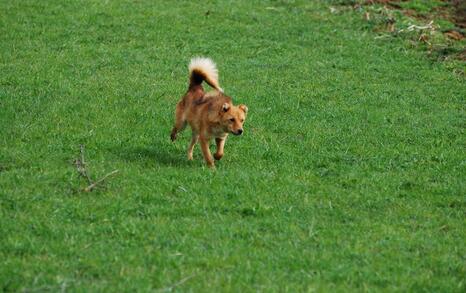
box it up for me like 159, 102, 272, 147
171, 57, 248, 168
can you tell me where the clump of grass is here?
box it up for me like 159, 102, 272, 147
334, 0, 466, 74
397, 0, 446, 15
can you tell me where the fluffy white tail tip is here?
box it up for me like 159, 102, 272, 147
189, 57, 223, 92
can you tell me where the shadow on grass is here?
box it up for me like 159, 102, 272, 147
108, 140, 194, 168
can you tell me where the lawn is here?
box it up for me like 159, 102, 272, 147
0, 0, 465, 291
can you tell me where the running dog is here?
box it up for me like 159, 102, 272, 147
170, 57, 248, 168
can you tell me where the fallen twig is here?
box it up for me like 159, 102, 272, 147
74, 145, 119, 192
83, 169, 119, 192
156, 274, 196, 292
398, 21, 435, 33
75, 144, 92, 184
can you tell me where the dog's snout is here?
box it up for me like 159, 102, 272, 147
237, 129, 243, 135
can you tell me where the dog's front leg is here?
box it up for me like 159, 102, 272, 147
214, 137, 226, 160
199, 136, 215, 168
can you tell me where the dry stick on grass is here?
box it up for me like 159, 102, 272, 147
75, 144, 92, 184
398, 21, 435, 33
83, 169, 119, 192
156, 274, 196, 292
74, 145, 119, 192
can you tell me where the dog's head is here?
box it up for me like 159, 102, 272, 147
220, 103, 248, 135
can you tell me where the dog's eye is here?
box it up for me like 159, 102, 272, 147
229, 118, 235, 122
241, 119, 244, 122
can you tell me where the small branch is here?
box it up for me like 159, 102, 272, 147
398, 21, 434, 33
83, 169, 119, 192
75, 145, 92, 184
74, 145, 119, 192
156, 274, 196, 292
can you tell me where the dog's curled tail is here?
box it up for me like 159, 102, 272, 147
189, 57, 223, 92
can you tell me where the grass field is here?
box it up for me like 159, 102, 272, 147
1, 0, 465, 291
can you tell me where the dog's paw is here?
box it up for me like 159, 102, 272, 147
170, 133, 177, 142
214, 153, 223, 160
205, 161, 216, 169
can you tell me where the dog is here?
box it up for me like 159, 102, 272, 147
170, 57, 248, 168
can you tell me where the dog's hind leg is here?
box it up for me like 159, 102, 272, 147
170, 122, 186, 142
170, 102, 186, 141
187, 132, 199, 160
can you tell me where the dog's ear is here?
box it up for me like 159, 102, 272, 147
239, 104, 248, 114
222, 103, 230, 112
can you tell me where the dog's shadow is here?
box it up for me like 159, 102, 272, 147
109, 139, 196, 168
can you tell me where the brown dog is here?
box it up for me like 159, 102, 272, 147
170, 57, 248, 168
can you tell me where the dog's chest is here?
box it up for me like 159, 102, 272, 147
210, 126, 227, 138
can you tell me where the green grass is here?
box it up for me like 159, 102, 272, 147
1, 0, 465, 291
333, 0, 466, 74
397, 0, 445, 15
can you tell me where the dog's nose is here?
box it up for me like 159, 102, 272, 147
237, 129, 243, 135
